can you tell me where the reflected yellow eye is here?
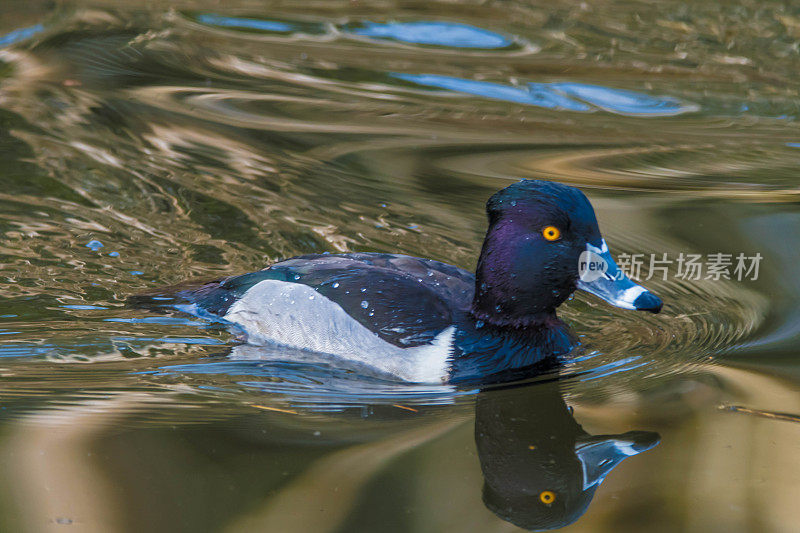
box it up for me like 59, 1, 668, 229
542, 226, 561, 241
539, 491, 556, 505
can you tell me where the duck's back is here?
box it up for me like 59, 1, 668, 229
154, 253, 476, 382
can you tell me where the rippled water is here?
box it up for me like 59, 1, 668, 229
1, 1, 800, 531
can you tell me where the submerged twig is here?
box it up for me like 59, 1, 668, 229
719, 404, 800, 424
252, 404, 298, 415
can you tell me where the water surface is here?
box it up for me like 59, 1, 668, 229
1, 1, 800, 531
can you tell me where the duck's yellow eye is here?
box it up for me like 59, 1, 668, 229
542, 226, 561, 241
539, 491, 556, 505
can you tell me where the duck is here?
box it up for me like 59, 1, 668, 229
145, 179, 662, 384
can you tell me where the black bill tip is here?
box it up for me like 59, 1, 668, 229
633, 291, 662, 313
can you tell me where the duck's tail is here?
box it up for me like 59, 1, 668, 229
126, 277, 229, 314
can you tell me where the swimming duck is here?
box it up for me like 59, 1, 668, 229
149, 180, 661, 383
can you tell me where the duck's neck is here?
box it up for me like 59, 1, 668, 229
470, 278, 563, 329
470, 303, 557, 329
448, 316, 575, 384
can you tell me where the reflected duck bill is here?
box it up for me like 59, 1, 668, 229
576, 431, 661, 490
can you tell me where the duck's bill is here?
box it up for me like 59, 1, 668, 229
576, 244, 662, 313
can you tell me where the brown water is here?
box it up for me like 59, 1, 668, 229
1, 1, 800, 531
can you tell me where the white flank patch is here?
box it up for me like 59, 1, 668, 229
223, 280, 454, 383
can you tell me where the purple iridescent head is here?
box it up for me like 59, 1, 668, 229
472, 180, 661, 327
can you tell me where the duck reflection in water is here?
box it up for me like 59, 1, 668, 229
475, 379, 660, 530
160, 344, 660, 531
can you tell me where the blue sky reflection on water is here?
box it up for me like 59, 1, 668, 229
195, 14, 513, 49
195, 14, 294, 33
348, 21, 512, 48
0, 24, 43, 48
393, 73, 590, 110
393, 73, 699, 116
546, 82, 699, 116
190, 13, 693, 116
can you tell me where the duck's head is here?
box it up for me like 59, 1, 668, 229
472, 179, 662, 327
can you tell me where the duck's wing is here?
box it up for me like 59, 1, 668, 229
156, 253, 475, 348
